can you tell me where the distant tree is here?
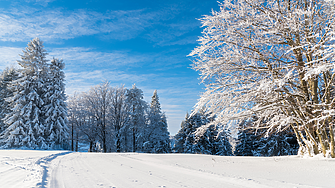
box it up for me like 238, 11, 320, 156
235, 118, 299, 156
83, 81, 112, 153
235, 119, 259, 156
175, 110, 232, 155
144, 90, 171, 153
126, 84, 147, 152
173, 113, 189, 153
110, 85, 130, 152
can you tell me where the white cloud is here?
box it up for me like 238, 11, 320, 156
48, 47, 150, 68
0, 47, 22, 70
0, 8, 160, 42
65, 69, 152, 95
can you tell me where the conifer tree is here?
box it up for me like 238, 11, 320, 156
173, 113, 189, 153
145, 90, 171, 153
0, 68, 18, 135
0, 37, 49, 149
42, 58, 69, 149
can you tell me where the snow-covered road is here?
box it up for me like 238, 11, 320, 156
1, 150, 335, 188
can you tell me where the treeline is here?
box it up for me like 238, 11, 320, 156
0, 37, 171, 153
235, 118, 299, 156
68, 83, 171, 153
173, 112, 299, 156
173, 110, 233, 156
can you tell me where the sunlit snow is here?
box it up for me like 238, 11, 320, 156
1, 150, 334, 188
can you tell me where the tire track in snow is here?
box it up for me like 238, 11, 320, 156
35, 151, 72, 188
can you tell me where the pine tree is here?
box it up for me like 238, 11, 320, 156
42, 58, 69, 149
145, 90, 171, 153
0, 38, 49, 149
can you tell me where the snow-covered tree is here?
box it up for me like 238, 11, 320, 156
235, 120, 262, 156
110, 85, 130, 152
0, 68, 18, 134
174, 111, 232, 155
257, 132, 299, 156
173, 113, 189, 153
0, 38, 49, 149
83, 81, 113, 153
126, 84, 147, 152
144, 90, 171, 153
43, 58, 69, 149
190, 0, 335, 157
235, 118, 299, 156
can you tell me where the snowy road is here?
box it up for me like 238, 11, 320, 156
1, 151, 335, 188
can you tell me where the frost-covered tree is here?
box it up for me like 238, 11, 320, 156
235, 120, 262, 156
0, 38, 49, 149
144, 90, 171, 153
126, 84, 147, 152
235, 118, 299, 156
0, 68, 18, 134
257, 132, 299, 156
84, 81, 113, 153
173, 113, 189, 153
43, 58, 69, 149
174, 111, 232, 155
190, 0, 335, 157
110, 85, 130, 152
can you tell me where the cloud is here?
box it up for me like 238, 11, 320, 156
146, 22, 200, 46
48, 47, 150, 68
0, 47, 22, 70
0, 8, 161, 42
25, 0, 55, 6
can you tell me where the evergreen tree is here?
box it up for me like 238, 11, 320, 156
235, 129, 259, 156
257, 131, 299, 156
215, 129, 233, 156
0, 38, 49, 149
173, 113, 189, 153
235, 118, 299, 156
145, 90, 171, 153
42, 58, 69, 149
184, 112, 204, 153
0, 68, 18, 135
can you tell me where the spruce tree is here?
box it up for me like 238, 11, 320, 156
42, 58, 69, 149
0, 38, 48, 149
145, 90, 171, 153
173, 113, 189, 153
235, 121, 260, 156
0, 68, 18, 135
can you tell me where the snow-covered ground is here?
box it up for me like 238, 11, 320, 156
0, 150, 334, 188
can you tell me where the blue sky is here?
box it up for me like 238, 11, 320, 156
0, 0, 220, 135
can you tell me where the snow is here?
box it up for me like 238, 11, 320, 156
1, 150, 334, 188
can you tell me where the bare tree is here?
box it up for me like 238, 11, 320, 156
84, 81, 112, 153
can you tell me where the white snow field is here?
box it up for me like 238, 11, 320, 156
0, 150, 334, 188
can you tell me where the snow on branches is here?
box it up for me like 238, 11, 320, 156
190, 0, 335, 157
